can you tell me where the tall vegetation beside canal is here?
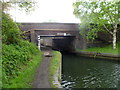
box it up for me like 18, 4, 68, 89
49, 51, 62, 88
3, 52, 42, 88
2, 12, 42, 88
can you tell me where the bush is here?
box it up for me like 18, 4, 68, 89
2, 12, 21, 44
17, 40, 39, 55
2, 12, 40, 87
2, 40, 39, 86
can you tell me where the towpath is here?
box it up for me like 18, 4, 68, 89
32, 50, 51, 88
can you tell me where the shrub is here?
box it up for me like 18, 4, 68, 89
2, 40, 39, 86
2, 12, 21, 44
2, 12, 40, 87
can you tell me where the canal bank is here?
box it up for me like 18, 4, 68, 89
32, 50, 62, 88
49, 51, 62, 88
72, 51, 120, 61
74, 42, 120, 60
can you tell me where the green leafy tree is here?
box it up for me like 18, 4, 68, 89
2, 12, 21, 44
1, 0, 36, 12
1, 0, 36, 44
73, 0, 120, 49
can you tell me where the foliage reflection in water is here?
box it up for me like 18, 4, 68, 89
61, 53, 120, 88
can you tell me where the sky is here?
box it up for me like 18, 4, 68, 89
9, 0, 80, 23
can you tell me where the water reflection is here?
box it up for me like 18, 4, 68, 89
62, 53, 120, 88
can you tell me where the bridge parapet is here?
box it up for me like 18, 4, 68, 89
19, 23, 80, 31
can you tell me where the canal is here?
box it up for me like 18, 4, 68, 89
61, 53, 120, 88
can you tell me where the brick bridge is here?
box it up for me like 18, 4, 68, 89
19, 23, 86, 51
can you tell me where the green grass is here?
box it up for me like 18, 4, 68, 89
4, 52, 43, 88
49, 51, 62, 88
79, 42, 120, 54
0, 31, 1, 89
0, 63, 2, 89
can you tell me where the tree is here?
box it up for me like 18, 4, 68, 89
2, 12, 21, 44
1, 0, 36, 44
73, 0, 120, 49
1, 0, 36, 13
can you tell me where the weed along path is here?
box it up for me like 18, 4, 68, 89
32, 50, 52, 88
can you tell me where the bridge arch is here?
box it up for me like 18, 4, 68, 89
19, 23, 86, 51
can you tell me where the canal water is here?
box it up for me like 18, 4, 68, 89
61, 53, 120, 88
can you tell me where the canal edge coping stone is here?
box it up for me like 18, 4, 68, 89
73, 51, 120, 60
50, 51, 63, 88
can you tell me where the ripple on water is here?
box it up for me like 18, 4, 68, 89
62, 54, 120, 88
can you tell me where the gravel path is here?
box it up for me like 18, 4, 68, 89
32, 51, 51, 88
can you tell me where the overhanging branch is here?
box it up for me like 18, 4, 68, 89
91, 10, 113, 35
103, 24, 113, 35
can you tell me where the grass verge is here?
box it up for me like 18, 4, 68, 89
49, 51, 62, 88
0, 45, 2, 88
4, 52, 43, 88
78, 42, 120, 54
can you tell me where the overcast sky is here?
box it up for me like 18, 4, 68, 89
9, 0, 80, 23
